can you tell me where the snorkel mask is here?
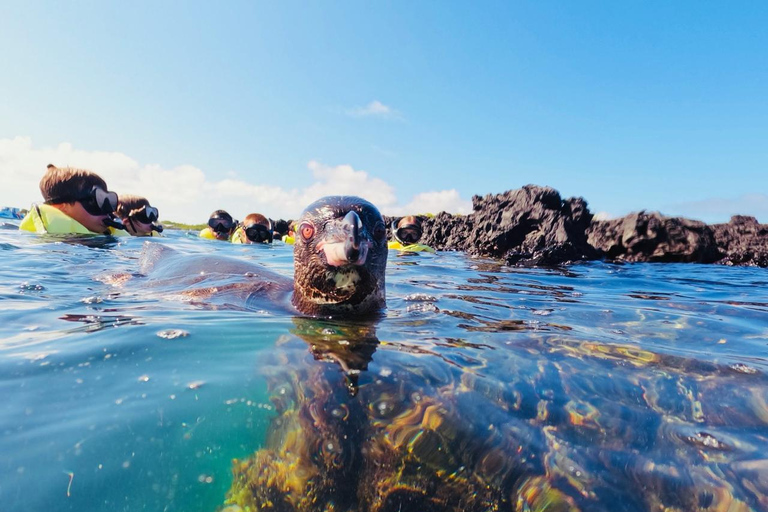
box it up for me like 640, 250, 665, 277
392, 217, 423, 245
128, 205, 164, 233
208, 214, 236, 238
46, 185, 124, 230
244, 218, 274, 243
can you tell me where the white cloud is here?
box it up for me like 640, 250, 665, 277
0, 137, 471, 224
592, 211, 616, 221
664, 194, 768, 223
346, 100, 402, 119
388, 189, 473, 217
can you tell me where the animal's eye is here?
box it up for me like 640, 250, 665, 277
373, 222, 386, 240
299, 222, 315, 241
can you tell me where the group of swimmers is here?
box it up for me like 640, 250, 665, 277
19, 164, 162, 237
197, 209, 433, 251
17, 164, 435, 251
199, 210, 278, 244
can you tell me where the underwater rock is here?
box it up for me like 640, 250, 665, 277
223, 318, 768, 511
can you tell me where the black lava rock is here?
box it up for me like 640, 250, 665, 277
276, 186, 766, 267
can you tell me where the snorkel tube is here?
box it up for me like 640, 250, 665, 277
103, 215, 125, 232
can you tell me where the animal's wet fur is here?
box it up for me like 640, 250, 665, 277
291, 196, 388, 317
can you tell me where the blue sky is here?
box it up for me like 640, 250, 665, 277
1, 1, 766, 223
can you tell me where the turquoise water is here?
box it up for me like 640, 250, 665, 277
1, 224, 768, 511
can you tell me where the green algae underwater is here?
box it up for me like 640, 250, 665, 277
1, 225, 768, 511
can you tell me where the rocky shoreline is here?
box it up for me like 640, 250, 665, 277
386, 185, 768, 267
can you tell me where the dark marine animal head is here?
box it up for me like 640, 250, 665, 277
292, 196, 388, 317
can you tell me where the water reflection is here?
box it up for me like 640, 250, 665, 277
224, 309, 768, 511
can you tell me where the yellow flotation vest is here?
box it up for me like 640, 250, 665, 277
388, 241, 436, 253
199, 227, 227, 240
281, 234, 295, 245
230, 226, 247, 244
19, 204, 126, 236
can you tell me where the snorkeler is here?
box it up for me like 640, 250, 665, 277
200, 210, 237, 241
231, 213, 275, 244
19, 164, 125, 235
387, 215, 435, 253
281, 223, 296, 245
116, 194, 164, 236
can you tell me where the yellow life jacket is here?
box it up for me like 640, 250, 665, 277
230, 226, 247, 244
19, 204, 126, 236
388, 241, 436, 253
200, 227, 221, 240
281, 234, 295, 245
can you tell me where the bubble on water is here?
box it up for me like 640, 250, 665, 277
187, 380, 205, 390
404, 293, 438, 302
138, 375, 150, 383
81, 296, 103, 304
19, 282, 45, 292
157, 329, 190, 340
532, 309, 553, 316
687, 431, 730, 451
406, 303, 439, 313
730, 363, 758, 374
379, 367, 393, 377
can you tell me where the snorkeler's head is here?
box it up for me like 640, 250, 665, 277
208, 210, 237, 240
40, 165, 122, 234
392, 215, 423, 245
241, 213, 273, 244
117, 194, 163, 236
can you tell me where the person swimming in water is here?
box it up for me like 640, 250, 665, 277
199, 210, 237, 241
387, 215, 435, 253
231, 213, 274, 244
19, 164, 125, 235
116, 194, 164, 236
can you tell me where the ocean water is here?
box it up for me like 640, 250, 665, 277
1, 224, 767, 512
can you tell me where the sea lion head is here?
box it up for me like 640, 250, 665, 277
292, 196, 388, 317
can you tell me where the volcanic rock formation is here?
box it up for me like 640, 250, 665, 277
274, 185, 765, 267
384, 185, 768, 267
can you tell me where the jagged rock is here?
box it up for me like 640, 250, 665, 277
587, 211, 722, 263
280, 187, 766, 267
418, 185, 599, 266
711, 216, 768, 266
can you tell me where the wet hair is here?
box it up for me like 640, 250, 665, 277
116, 194, 150, 218
243, 213, 270, 227
209, 210, 233, 223
398, 215, 421, 229
40, 165, 109, 204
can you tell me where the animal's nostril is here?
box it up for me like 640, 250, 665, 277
346, 246, 360, 262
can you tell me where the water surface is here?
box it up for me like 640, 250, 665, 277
1, 225, 767, 511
